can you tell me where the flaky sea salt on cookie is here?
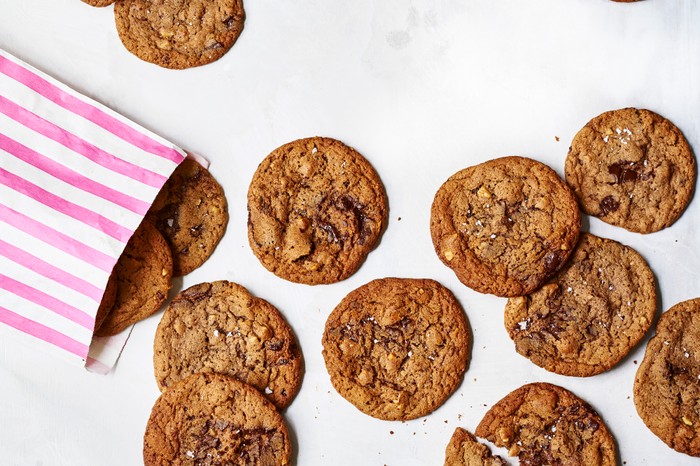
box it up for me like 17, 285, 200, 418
322, 278, 470, 421
248, 137, 388, 285
431, 156, 581, 297
565, 108, 696, 233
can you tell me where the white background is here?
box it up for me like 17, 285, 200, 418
1, 0, 699, 465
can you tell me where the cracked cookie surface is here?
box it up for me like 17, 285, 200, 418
95, 221, 172, 336
248, 137, 388, 285
565, 108, 696, 233
444, 427, 508, 466
505, 233, 656, 376
322, 278, 470, 420
114, 0, 245, 69
431, 156, 581, 297
475, 383, 617, 466
147, 159, 228, 277
143, 372, 290, 466
634, 298, 700, 457
154, 280, 303, 410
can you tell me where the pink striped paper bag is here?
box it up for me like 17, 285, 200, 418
0, 49, 187, 373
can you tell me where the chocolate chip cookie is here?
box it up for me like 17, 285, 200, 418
444, 428, 508, 466
81, 0, 114, 6
143, 372, 291, 466
147, 159, 228, 277
248, 137, 388, 285
95, 221, 172, 336
431, 156, 581, 297
565, 108, 696, 233
634, 298, 700, 457
114, 0, 245, 69
322, 278, 470, 420
505, 233, 656, 376
475, 383, 617, 465
154, 281, 303, 410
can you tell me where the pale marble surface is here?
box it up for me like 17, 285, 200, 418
0, 0, 698, 464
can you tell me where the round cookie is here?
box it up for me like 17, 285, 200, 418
444, 428, 508, 466
81, 0, 114, 6
114, 0, 245, 69
475, 382, 617, 466
505, 233, 656, 376
565, 108, 696, 234
634, 298, 700, 457
95, 221, 172, 337
147, 159, 228, 277
154, 280, 303, 410
143, 372, 291, 466
431, 156, 581, 297
247, 137, 388, 285
322, 278, 470, 421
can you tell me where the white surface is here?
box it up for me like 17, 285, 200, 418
1, 1, 699, 465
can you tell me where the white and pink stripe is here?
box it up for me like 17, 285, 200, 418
0, 49, 186, 370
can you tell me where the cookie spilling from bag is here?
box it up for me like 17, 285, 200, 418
143, 372, 291, 466
322, 278, 470, 421
146, 158, 228, 277
476, 382, 617, 466
431, 156, 581, 297
95, 221, 173, 337
114, 0, 246, 69
565, 108, 696, 234
95, 159, 227, 336
634, 298, 700, 457
504, 233, 656, 376
248, 137, 388, 285
154, 281, 303, 410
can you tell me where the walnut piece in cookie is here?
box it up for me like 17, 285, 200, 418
143, 373, 291, 466
505, 233, 656, 376
322, 278, 470, 421
634, 298, 700, 457
431, 156, 581, 297
476, 382, 617, 466
154, 281, 303, 410
248, 137, 388, 285
565, 108, 696, 233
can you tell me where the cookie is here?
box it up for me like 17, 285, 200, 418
93, 271, 117, 333
565, 108, 696, 233
431, 156, 581, 297
322, 278, 470, 421
147, 159, 228, 277
634, 298, 700, 456
143, 372, 291, 466
81, 0, 114, 6
95, 221, 172, 336
505, 233, 656, 376
247, 137, 388, 285
154, 280, 303, 410
444, 428, 508, 466
114, 0, 245, 69
475, 383, 617, 465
